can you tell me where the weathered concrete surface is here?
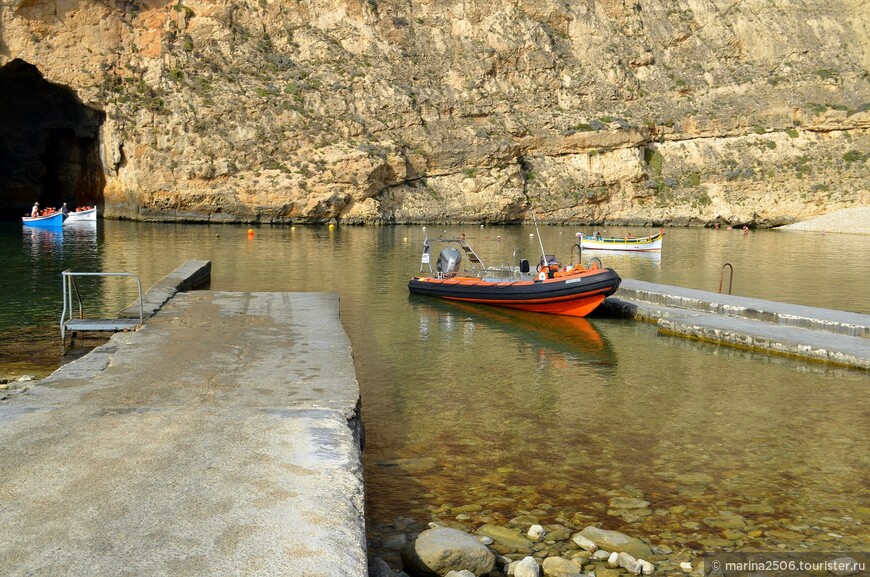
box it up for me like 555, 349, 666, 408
120, 259, 212, 319
0, 291, 367, 576
601, 279, 870, 370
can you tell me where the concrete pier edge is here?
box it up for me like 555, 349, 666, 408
600, 278, 870, 371
119, 259, 212, 319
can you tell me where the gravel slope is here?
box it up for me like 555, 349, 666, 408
778, 207, 870, 235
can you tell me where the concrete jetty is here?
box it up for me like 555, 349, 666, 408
601, 279, 870, 370
0, 290, 367, 576
61, 260, 212, 343
119, 259, 213, 319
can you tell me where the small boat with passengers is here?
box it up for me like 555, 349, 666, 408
408, 233, 621, 318
64, 206, 97, 223
577, 229, 664, 252
22, 211, 64, 228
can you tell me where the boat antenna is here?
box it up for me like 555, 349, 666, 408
531, 209, 547, 267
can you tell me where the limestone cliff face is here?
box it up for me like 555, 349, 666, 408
1, 0, 868, 225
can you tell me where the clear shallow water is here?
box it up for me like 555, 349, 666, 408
1, 220, 868, 558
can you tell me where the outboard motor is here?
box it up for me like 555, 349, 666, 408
436, 247, 462, 277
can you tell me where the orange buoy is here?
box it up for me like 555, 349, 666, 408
247, 229, 254, 237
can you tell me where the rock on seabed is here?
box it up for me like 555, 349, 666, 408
578, 526, 653, 560
401, 527, 495, 576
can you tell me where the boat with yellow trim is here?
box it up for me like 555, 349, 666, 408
578, 230, 664, 251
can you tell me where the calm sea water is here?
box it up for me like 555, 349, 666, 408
2, 220, 868, 558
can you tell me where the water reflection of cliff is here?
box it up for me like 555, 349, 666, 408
408, 295, 617, 375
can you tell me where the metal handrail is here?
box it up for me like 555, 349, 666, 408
61, 271, 143, 340
570, 243, 583, 266
719, 263, 734, 295
69, 275, 84, 320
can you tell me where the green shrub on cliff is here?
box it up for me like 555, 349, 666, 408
146, 97, 165, 113
173, 1, 195, 19
843, 150, 866, 164
645, 148, 663, 178
693, 188, 712, 208
684, 172, 701, 188
793, 156, 812, 178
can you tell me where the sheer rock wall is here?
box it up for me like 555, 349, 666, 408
2, 0, 868, 225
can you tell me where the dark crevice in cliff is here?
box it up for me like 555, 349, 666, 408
517, 154, 533, 211
0, 59, 106, 217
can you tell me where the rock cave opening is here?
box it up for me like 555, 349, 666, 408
0, 58, 105, 219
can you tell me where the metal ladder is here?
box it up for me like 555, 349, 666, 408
457, 239, 486, 272
61, 270, 144, 343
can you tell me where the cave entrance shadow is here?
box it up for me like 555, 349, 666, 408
0, 59, 105, 219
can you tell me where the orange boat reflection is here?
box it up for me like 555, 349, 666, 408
408, 295, 615, 371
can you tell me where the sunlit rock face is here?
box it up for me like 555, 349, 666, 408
1, 0, 867, 224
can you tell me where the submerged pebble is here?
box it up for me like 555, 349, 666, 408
371, 504, 870, 577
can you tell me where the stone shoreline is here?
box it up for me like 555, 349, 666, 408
368, 517, 868, 577
0, 376, 34, 401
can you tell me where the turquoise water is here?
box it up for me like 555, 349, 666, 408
1, 220, 868, 557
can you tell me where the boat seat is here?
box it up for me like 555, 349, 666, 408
519, 259, 530, 273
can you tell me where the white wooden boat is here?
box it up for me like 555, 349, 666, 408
577, 230, 664, 252
65, 207, 97, 223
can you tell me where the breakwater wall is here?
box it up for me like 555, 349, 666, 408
600, 279, 870, 371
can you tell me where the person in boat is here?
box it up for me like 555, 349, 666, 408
593, 230, 602, 240
31, 203, 39, 217
61, 203, 69, 216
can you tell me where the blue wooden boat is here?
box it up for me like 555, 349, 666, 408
22, 212, 65, 228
